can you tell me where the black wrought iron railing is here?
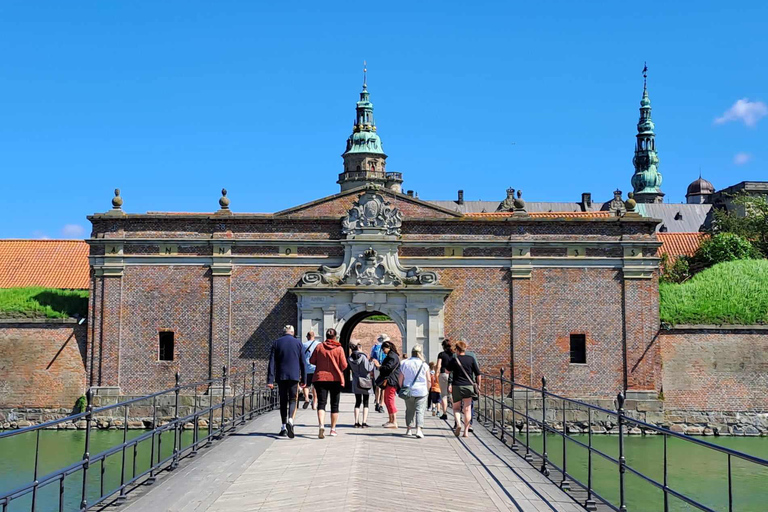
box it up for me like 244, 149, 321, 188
0, 364, 277, 512
477, 370, 768, 512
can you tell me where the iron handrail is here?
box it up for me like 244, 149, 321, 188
493, 375, 768, 467
477, 371, 768, 512
0, 363, 277, 511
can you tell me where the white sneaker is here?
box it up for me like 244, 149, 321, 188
416, 430, 424, 439
405, 429, 413, 437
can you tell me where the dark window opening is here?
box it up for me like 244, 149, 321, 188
159, 331, 175, 361
570, 334, 586, 364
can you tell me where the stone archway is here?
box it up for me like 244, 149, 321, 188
290, 187, 451, 362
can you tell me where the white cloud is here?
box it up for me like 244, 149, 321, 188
32, 230, 50, 239
733, 152, 752, 165
61, 224, 86, 239
715, 99, 768, 127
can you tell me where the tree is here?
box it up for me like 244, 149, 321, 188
712, 194, 768, 257
692, 233, 757, 270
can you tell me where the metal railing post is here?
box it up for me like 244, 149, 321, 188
499, 368, 505, 442
663, 433, 669, 512
585, 407, 597, 511
241, 374, 247, 425
219, 366, 228, 438
191, 385, 199, 457
250, 362, 256, 419
483, 377, 489, 426
116, 404, 129, 502
32, 429, 40, 511
560, 399, 570, 490
147, 395, 157, 483
617, 392, 627, 512
540, 377, 549, 476
511, 375, 518, 450
524, 387, 532, 462
491, 376, 498, 434
79, 389, 93, 511
172, 372, 180, 469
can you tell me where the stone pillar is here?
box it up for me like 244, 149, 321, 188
510, 245, 532, 385
405, 307, 420, 356
210, 243, 232, 389
622, 246, 661, 396
426, 307, 442, 363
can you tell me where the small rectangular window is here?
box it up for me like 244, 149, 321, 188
159, 331, 175, 361
570, 334, 586, 364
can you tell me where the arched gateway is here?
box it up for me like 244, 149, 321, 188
291, 189, 451, 361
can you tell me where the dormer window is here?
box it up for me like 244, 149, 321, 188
675, 212, 682, 220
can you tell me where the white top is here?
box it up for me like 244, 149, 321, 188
399, 357, 429, 397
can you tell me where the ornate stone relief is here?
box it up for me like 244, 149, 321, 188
341, 188, 403, 236
301, 188, 438, 288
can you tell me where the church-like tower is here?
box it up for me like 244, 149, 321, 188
631, 64, 664, 203
337, 65, 403, 192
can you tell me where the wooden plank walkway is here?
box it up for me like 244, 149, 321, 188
119, 394, 582, 512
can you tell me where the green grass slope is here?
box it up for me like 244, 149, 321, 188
660, 260, 768, 325
0, 287, 88, 319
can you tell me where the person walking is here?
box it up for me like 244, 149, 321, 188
398, 345, 431, 438
369, 334, 389, 413
428, 362, 442, 416
301, 331, 320, 410
266, 325, 306, 439
446, 340, 481, 438
435, 339, 454, 420
348, 342, 374, 428
373, 340, 400, 428
309, 328, 348, 439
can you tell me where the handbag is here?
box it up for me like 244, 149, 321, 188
357, 375, 373, 390
454, 356, 479, 398
398, 362, 425, 400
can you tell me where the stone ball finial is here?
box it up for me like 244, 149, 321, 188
625, 192, 637, 212
111, 188, 123, 209
513, 189, 526, 211
219, 188, 230, 209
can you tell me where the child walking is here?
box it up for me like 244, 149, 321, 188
428, 362, 442, 416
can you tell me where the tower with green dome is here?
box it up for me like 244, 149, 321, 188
631, 64, 664, 204
337, 64, 403, 192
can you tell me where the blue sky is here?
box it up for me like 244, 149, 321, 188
0, 1, 765, 238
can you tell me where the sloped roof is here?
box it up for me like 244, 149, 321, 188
428, 200, 608, 214
465, 211, 613, 219
657, 232, 708, 260
0, 240, 90, 289
635, 203, 712, 233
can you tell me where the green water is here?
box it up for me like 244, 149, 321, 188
512, 432, 768, 511
0, 428, 202, 512
1, 430, 766, 511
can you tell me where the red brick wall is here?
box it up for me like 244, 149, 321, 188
0, 322, 87, 408
660, 329, 768, 412
521, 268, 625, 397
439, 267, 512, 375
347, 321, 402, 357
116, 266, 212, 394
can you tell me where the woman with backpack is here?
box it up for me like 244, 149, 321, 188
348, 342, 373, 428
373, 340, 400, 429
397, 344, 432, 438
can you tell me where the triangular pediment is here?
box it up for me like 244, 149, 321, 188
274, 186, 462, 219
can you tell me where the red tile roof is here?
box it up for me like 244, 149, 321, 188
657, 232, 708, 261
0, 240, 90, 289
465, 211, 613, 219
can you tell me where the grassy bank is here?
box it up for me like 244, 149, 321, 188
0, 287, 88, 319
660, 260, 768, 325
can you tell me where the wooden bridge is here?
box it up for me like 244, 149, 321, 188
118, 395, 581, 512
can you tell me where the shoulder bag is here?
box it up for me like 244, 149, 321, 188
398, 362, 425, 400
455, 356, 479, 398
355, 355, 373, 390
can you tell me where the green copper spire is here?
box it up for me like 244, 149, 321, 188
631, 63, 664, 203
338, 63, 402, 192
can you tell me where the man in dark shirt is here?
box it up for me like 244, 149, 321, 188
267, 325, 306, 438
435, 339, 454, 420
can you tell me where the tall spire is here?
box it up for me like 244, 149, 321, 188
337, 64, 403, 192
631, 63, 664, 203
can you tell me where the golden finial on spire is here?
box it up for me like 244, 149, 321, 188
363, 60, 367, 89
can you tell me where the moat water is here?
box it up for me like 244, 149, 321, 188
0, 429, 766, 511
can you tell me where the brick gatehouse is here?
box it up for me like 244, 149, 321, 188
86, 78, 662, 400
